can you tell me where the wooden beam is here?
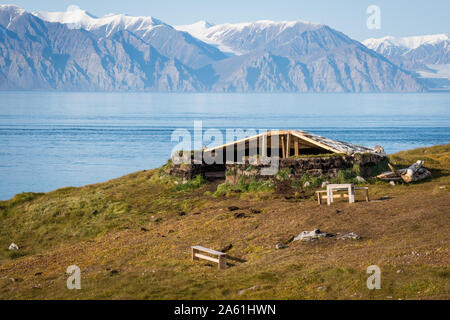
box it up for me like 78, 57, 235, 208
195, 253, 220, 264
281, 136, 286, 159
203, 130, 288, 153
294, 138, 299, 156
286, 133, 290, 158
290, 131, 342, 154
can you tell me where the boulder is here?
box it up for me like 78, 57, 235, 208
238, 285, 260, 295
8, 243, 19, 251
356, 176, 366, 183
275, 243, 287, 250
294, 229, 334, 242
337, 232, 361, 240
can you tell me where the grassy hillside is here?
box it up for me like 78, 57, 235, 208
0, 144, 449, 299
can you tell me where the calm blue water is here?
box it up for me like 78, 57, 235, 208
0, 92, 449, 200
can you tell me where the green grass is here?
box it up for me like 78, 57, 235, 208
214, 177, 274, 196
276, 169, 291, 181
172, 175, 206, 192
0, 144, 448, 300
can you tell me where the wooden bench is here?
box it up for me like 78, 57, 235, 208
191, 246, 227, 270
316, 186, 369, 205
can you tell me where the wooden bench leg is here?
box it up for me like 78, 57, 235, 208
317, 193, 322, 205
349, 186, 355, 204
192, 248, 199, 261
218, 255, 227, 270
366, 189, 370, 202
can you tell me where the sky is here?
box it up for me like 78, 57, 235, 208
7, 0, 450, 41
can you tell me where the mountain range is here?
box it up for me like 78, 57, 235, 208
0, 4, 444, 92
363, 34, 450, 90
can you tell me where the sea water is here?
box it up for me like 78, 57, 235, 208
0, 92, 449, 200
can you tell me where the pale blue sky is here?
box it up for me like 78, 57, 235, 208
9, 0, 450, 40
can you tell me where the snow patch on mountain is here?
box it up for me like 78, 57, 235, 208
363, 34, 449, 51
34, 8, 167, 35
175, 20, 322, 55
417, 64, 450, 79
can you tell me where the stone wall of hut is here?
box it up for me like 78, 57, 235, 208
165, 153, 387, 181
225, 154, 386, 181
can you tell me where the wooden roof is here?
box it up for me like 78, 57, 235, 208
204, 130, 378, 155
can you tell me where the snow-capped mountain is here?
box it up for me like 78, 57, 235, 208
34, 8, 227, 68
364, 34, 448, 51
35, 9, 167, 35
0, 5, 205, 91
0, 5, 428, 92
175, 20, 326, 56
363, 34, 449, 67
363, 34, 450, 89
179, 20, 423, 92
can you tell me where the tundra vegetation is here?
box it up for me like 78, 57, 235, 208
0, 145, 448, 299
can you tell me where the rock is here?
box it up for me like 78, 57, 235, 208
303, 181, 311, 188
397, 270, 403, 274
178, 211, 186, 216
168, 230, 175, 234
193, 212, 201, 215
8, 243, 19, 251
321, 181, 330, 188
250, 209, 262, 214
91, 210, 99, 215
228, 206, 239, 212
390, 181, 396, 186
276, 243, 287, 250
221, 244, 233, 253
154, 218, 163, 223
109, 270, 120, 276
238, 285, 260, 295
34, 272, 43, 276
337, 232, 361, 240
293, 229, 334, 242
234, 213, 245, 219
356, 176, 366, 183
141, 227, 149, 232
